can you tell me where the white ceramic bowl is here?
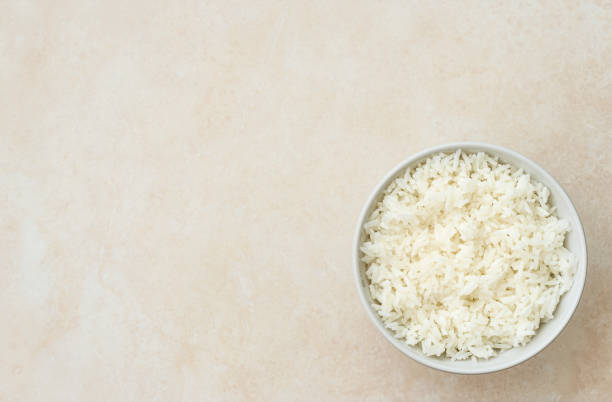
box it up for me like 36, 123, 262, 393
353, 142, 587, 374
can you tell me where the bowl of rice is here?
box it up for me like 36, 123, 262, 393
353, 142, 587, 374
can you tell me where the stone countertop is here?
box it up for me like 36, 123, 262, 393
2, 1, 611, 400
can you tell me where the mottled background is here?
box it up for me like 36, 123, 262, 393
1, 1, 611, 401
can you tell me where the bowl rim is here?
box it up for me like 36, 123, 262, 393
353, 141, 587, 374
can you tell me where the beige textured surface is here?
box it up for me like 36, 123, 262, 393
2, 1, 612, 401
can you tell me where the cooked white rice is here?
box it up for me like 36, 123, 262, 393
361, 150, 575, 359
